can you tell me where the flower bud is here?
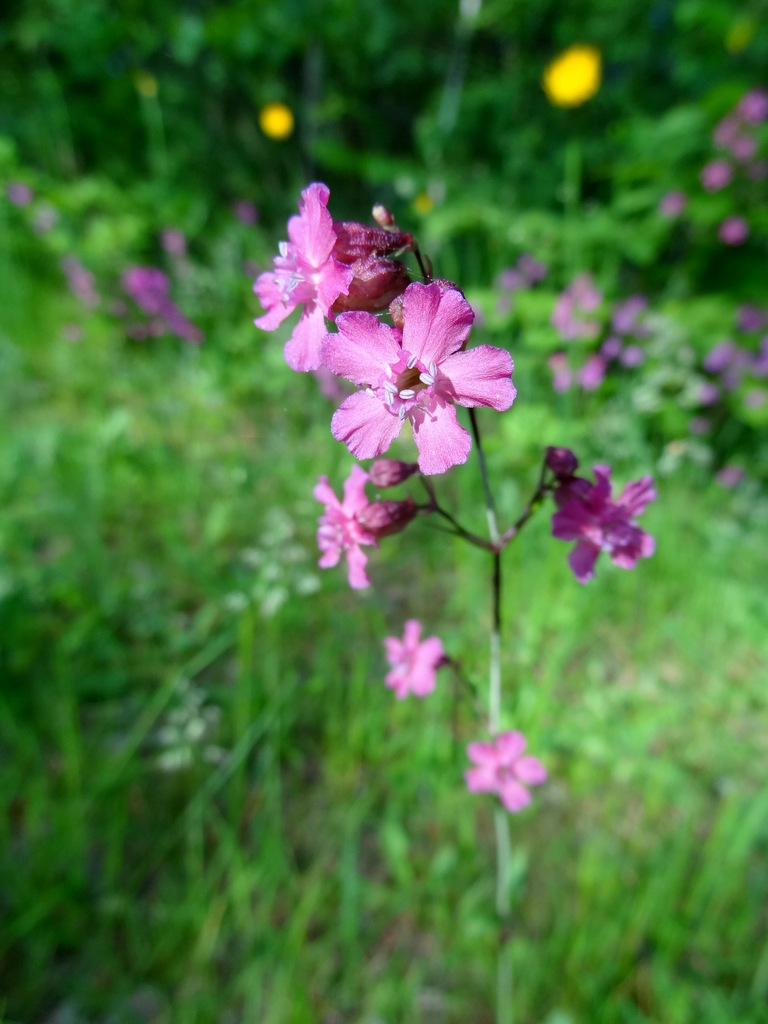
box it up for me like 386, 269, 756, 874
332, 221, 414, 264
372, 204, 396, 228
369, 458, 420, 488
356, 497, 417, 539
545, 446, 579, 481
332, 255, 411, 314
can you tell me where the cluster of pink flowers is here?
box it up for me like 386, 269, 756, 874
548, 283, 650, 394
255, 182, 516, 476
546, 448, 656, 584
495, 252, 548, 314
122, 266, 204, 344
689, 311, 768, 429
660, 87, 767, 245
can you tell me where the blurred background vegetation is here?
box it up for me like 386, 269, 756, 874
1, 1, 768, 1022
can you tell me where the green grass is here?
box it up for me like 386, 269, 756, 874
1, 272, 767, 1024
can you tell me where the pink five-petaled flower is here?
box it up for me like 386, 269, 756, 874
322, 282, 516, 475
313, 466, 377, 589
551, 465, 656, 583
254, 183, 354, 372
465, 732, 547, 813
383, 619, 445, 699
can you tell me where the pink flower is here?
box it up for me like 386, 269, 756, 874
313, 466, 377, 589
465, 732, 547, 813
383, 619, 445, 699
551, 465, 656, 583
738, 89, 768, 125
548, 352, 572, 393
718, 216, 749, 246
576, 353, 606, 391
233, 200, 258, 225
658, 191, 687, 218
254, 183, 354, 372
700, 160, 733, 192
160, 228, 186, 256
323, 282, 515, 476
551, 274, 603, 341
6, 182, 33, 206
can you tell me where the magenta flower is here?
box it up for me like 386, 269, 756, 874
160, 228, 187, 256
700, 160, 733, 192
465, 732, 547, 813
658, 190, 687, 218
383, 620, 445, 699
551, 465, 656, 583
718, 216, 749, 246
6, 182, 33, 207
323, 282, 515, 476
254, 183, 354, 372
313, 466, 377, 589
551, 273, 603, 341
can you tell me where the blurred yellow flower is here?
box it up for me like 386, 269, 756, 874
725, 18, 755, 53
259, 102, 295, 140
134, 70, 158, 99
412, 192, 434, 215
542, 45, 601, 108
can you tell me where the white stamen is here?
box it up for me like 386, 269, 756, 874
383, 380, 398, 394
419, 372, 434, 386
399, 388, 415, 399
384, 390, 394, 408
406, 353, 418, 369
278, 241, 289, 258
398, 405, 407, 420
429, 361, 437, 378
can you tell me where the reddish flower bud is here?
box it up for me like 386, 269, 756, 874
332, 221, 414, 264
356, 497, 417, 539
545, 446, 579, 481
332, 254, 411, 314
369, 458, 420, 488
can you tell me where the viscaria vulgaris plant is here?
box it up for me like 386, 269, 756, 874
253, 182, 656, 1019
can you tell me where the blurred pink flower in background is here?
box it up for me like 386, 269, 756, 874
6, 182, 33, 206
576, 353, 606, 391
731, 136, 757, 162
715, 465, 744, 488
548, 352, 572, 393
61, 256, 100, 309
658, 190, 687, 218
383, 620, 445, 699
465, 731, 547, 812
233, 200, 259, 225
160, 228, 187, 256
122, 266, 203, 343
738, 89, 768, 124
718, 216, 749, 246
700, 160, 733, 192
552, 273, 602, 340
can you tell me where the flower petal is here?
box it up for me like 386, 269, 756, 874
464, 766, 497, 793
331, 390, 403, 461
514, 756, 548, 785
442, 346, 516, 410
342, 464, 371, 515
496, 731, 527, 763
499, 779, 532, 813
411, 404, 471, 475
402, 283, 474, 365
323, 313, 401, 384
568, 539, 600, 583
345, 545, 371, 589
284, 306, 328, 372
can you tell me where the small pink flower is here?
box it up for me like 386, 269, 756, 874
465, 732, 547, 813
658, 191, 687, 218
548, 352, 572, 393
551, 465, 656, 583
576, 354, 606, 391
233, 200, 258, 225
383, 619, 445, 699
700, 160, 733, 192
551, 274, 603, 341
160, 228, 186, 256
731, 136, 757, 162
313, 466, 377, 589
6, 182, 33, 206
718, 216, 749, 246
738, 89, 768, 125
323, 281, 515, 476
254, 183, 354, 372
715, 464, 744, 488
